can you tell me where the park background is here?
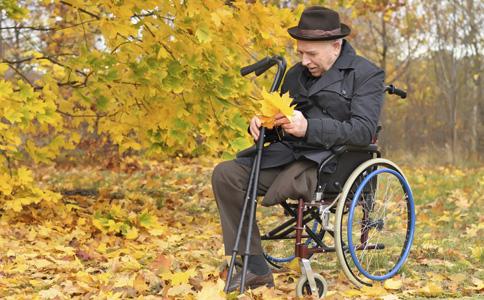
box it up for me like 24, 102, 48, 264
0, 0, 482, 299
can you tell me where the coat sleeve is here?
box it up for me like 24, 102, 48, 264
304, 66, 385, 148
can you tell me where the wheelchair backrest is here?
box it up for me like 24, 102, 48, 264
319, 151, 374, 195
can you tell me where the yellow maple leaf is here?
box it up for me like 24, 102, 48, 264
39, 287, 65, 299
472, 277, 484, 290
161, 268, 197, 286
286, 257, 300, 273
470, 246, 483, 261
172, 268, 197, 285
342, 288, 362, 297
167, 283, 194, 296
196, 278, 225, 300
133, 274, 148, 293
258, 89, 295, 129
0, 174, 13, 196
17, 167, 34, 185
125, 227, 139, 240
113, 274, 133, 288
384, 278, 403, 290
416, 282, 443, 297
361, 284, 389, 297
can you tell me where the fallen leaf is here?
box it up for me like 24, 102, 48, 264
196, 279, 225, 300
415, 282, 443, 297
133, 273, 148, 293
384, 278, 403, 290
361, 285, 389, 297
125, 226, 139, 240
39, 286, 65, 299
167, 283, 194, 296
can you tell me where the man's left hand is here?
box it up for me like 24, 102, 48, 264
274, 110, 308, 138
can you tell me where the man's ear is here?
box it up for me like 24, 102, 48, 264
332, 39, 342, 51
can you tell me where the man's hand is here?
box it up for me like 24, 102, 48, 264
274, 110, 308, 138
250, 111, 307, 141
249, 116, 262, 141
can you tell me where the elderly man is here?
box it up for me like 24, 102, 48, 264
212, 6, 385, 292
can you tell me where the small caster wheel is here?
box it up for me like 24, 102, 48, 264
296, 273, 328, 299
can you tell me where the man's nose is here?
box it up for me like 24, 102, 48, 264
301, 55, 310, 67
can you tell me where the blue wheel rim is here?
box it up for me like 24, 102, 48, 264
347, 168, 415, 281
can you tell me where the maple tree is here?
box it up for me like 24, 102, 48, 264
0, 0, 300, 213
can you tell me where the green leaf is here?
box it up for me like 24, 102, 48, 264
96, 95, 109, 110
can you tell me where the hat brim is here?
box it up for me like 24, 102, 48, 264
288, 23, 351, 41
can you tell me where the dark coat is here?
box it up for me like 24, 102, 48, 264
236, 40, 385, 169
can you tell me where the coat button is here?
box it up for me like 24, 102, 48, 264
342, 89, 346, 95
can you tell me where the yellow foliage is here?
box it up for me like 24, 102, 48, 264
0, 0, 300, 214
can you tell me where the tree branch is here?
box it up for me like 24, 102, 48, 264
59, 1, 100, 20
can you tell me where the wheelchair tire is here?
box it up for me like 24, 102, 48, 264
334, 158, 415, 287
295, 273, 328, 299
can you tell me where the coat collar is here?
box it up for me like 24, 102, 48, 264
332, 39, 356, 70
305, 39, 355, 96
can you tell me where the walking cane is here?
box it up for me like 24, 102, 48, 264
224, 56, 287, 294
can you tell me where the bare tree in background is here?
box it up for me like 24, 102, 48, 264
462, 0, 483, 161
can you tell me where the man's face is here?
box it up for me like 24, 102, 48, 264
297, 39, 342, 77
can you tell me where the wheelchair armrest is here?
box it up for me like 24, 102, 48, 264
331, 144, 379, 155
319, 144, 378, 177
331, 145, 347, 155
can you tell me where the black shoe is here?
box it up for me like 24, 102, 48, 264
225, 270, 274, 293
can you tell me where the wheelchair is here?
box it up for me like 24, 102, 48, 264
225, 57, 416, 298
260, 142, 416, 298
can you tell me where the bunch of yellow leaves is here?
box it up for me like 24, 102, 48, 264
257, 89, 295, 129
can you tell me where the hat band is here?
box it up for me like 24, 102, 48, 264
299, 28, 341, 37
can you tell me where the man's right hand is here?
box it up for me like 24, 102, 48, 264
249, 116, 262, 141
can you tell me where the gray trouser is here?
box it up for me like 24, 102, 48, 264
211, 159, 317, 255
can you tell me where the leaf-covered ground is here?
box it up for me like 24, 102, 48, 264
0, 158, 482, 299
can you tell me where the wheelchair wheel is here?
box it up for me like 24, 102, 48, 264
295, 273, 328, 299
334, 158, 415, 287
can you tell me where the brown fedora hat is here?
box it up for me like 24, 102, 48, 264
288, 6, 351, 41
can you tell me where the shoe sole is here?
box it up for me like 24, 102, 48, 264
226, 282, 275, 293
247, 282, 275, 290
